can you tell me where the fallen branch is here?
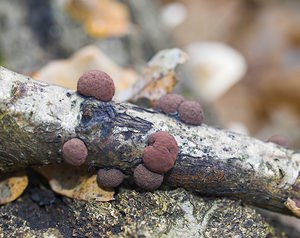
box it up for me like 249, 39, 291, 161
0, 66, 300, 217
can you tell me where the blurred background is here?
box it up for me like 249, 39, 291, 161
0, 0, 300, 235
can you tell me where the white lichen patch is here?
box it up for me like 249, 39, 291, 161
0, 67, 83, 136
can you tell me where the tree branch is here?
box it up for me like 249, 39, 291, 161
0, 66, 300, 217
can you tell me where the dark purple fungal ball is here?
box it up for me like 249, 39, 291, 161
62, 138, 88, 166
77, 70, 115, 101
133, 164, 164, 191
142, 131, 179, 174
97, 169, 124, 188
156, 94, 185, 114
178, 100, 204, 125
267, 135, 290, 148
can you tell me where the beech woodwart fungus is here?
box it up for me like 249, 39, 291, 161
62, 138, 88, 166
156, 93, 185, 114
143, 131, 179, 174
267, 135, 290, 148
134, 164, 164, 191
77, 69, 115, 101
97, 169, 124, 188
178, 100, 204, 125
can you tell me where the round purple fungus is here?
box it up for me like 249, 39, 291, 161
142, 131, 179, 174
267, 135, 290, 148
156, 93, 185, 114
134, 164, 164, 191
97, 169, 124, 188
178, 100, 204, 125
62, 138, 88, 166
77, 70, 115, 101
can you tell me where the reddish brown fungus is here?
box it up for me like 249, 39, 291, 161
62, 138, 88, 166
97, 169, 124, 188
267, 135, 290, 148
77, 69, 115, 101
133, 164, 164, 191
142, 131, 179, 174
156, 93, 185, 114
178, 100, 204, 125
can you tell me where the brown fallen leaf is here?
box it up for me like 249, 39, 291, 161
34, 164, 114, 202
66, 0, 130, 37
0, 170, 28, 204
32, 45, 138, 99
122, 48, 188, 104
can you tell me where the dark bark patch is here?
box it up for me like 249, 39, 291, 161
115, 113, 153, 135
78, 99, 117, 140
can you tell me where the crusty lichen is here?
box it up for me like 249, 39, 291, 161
0, 181, 289, 237
83, 189, 285, 238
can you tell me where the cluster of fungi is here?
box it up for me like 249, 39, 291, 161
155, 94, 204, 125
134, 131, 179, 190
61, 69, 203, 191
62, 69, 289, 192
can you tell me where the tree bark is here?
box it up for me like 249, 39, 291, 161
0, 66, 300, 217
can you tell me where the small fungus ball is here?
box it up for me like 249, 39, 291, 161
143, 131, 179, 174
178, 100, 204, 125
147, 131, 179, 158
97, 169, 124, 188
156, 94, 185, 114
77, 70, 115, 101
134, 164, 164, 191
267, 135, 290, 148
62, 138, 88, 166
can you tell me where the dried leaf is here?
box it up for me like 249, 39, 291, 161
0, 170, 28, 204
35, 164, 114, 202
32, 45, 138, 99
285, 197, 300, 217
121, 48, 188, 104
66, 0, 130, 37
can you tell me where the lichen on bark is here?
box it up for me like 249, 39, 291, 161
0, 66, 300, 217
